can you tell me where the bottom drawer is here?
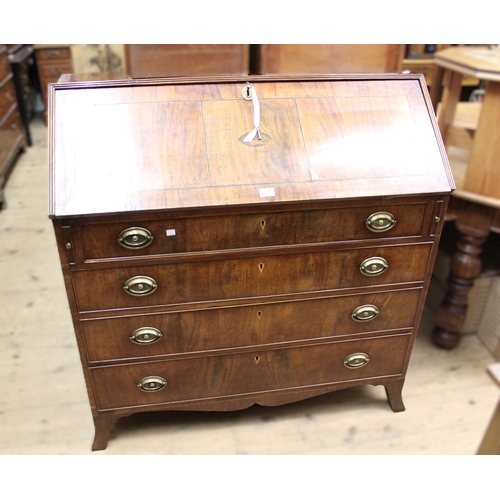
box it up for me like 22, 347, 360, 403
91, 333, 411, 410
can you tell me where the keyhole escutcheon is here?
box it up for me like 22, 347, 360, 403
255, 356, 260, 364
260, 219, 266, 230
242, 85, 253, 100
259, 263, 265, 273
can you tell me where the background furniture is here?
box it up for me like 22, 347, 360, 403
49, 73, 453, 450
402, 45, 451, 86
0, 44, 26, 209
36, 44, 452, 112
477, 363, 500, 454
252, 44, 404, 74
125, 44, 250, 78
8, 44, 39, 146
34, 44, 73, 122
431, 46, 500, 349
125, 44, 445, 79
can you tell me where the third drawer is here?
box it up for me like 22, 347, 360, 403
81, 288, 422, 362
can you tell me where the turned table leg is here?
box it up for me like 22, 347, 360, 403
432, 203, 493, 349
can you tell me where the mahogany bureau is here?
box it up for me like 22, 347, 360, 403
48, 74, 455, 451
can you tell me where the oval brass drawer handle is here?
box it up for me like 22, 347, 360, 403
130, 327, 163, 345
137, 376, 167, 392
344, 352, 370, 369
351, 304, 380, 322
365, 212, 396, 232
123, 276, 158, 296
359, 257, 389, 277
118, 227, 153, 249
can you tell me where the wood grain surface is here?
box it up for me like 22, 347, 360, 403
49, 76, 454, 217
90, 334, 411, 411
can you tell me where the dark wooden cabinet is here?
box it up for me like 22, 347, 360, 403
125, 44, 250, 78
8, 44, 41, 147
34, 45, 72, 122
0, 44, 26, 208
125, 44, 402, 79
253, 44, 404, 74
49, 74, 454, 450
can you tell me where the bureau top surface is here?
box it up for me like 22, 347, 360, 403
48, 74, 454, 217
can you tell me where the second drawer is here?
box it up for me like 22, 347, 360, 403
72, 243, 432, 312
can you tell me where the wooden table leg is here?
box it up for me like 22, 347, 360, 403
432, 200, 494, 349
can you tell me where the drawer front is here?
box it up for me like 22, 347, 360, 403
128, 44, 248, 78
80, 203, 427, 260
82, 288, 422, 362
36, 47, 72, 61
0, 106, 21, 131
0, 78, 16, 118
72, 243, 432, 311
0, 54, 10, 79
39, 64, 71, 83
0, 129, 22, 165
90, 333, 411, 410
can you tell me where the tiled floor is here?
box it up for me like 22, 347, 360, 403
0, 115, 498, 455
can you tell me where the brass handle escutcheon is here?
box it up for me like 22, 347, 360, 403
344, 352, 370, 369
365, 212, 396, 232
351, 304, 380, 322
137, 376, 167, 392
118, 227, 153, 249
123, 276, 157, 296
359, 257, 389, 277
130, 327, 163, 345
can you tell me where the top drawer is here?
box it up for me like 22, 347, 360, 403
80, 201, 428, 260
0, 54, 10, 80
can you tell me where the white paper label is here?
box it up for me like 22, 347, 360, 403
259, 187, 276, 198
166, 229, 176, 237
